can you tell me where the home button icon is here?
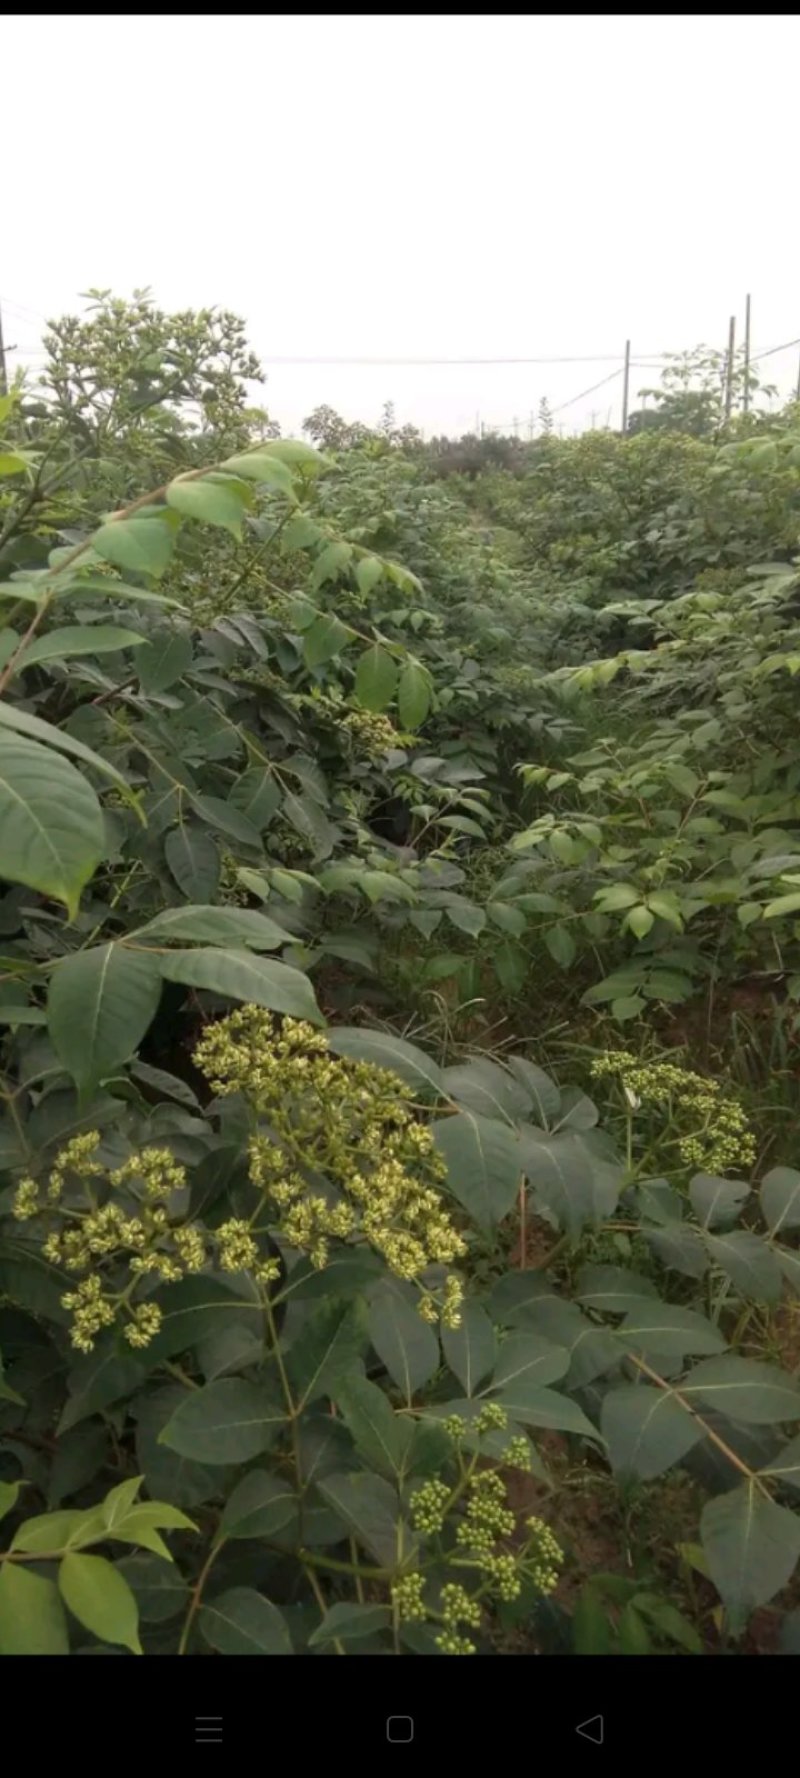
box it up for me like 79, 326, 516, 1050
387, 1717, 414, 1744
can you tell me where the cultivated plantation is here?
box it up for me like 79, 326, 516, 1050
1, 295, 800, 1657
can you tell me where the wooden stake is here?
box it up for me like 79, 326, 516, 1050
621, 338, 630, 434
724, 314, 736, 422
743, 294, 751, 413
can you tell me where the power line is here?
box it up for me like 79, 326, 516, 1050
552, 367, 622, 414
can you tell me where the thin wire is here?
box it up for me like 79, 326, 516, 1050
551, 367, 622, 414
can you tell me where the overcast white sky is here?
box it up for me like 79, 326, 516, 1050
4, 15, 799, 437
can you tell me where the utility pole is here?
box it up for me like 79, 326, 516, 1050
743, 294, 751, 414
621, 338, 631, 435
0, 300, 8, 400
724, 314, 736, 423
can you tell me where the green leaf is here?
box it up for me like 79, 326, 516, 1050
763, 892, 800, 919
0, 733, 105, 920
158, 947, 323, 1023
219, 450, 296, 495
628, 904, 655, 939
137, 630, 193, 693
0, 1479, 21, 1519
354, 644, 398, 712
0, 1563, 69, 1654
442, 1057, 533, 1124
93, 516, 176, 580
487, 1332, 570, 1395
593, 883, 640, 912
441, 1300, 496, 1396
518, 1129, 622, 1240
317, 1471, 409, 1568
619, 1302, 726, 1359
689, 1174, 751, 1229
286, 1297, 369, 1409
135, 906, 291, 950
58, 1551, 141, 1652
703, 1231, 783, 1303
601, 1385, 704, 1480
219, 1471, 297, 1540
187, 794, 261, 848
761, 1166, 800, 1236
58, 1347, 149, 1433
334, 1372, 414, 1480
255, 438, 329, 474
545, 924, 577, 969
574, 1265, 658, 1314
47, 942, 162, 1096
701, 1483, 800, 1631
368, 1280, 440, 1397
158, 1378, 286, 1464
228, 767, 281, 830
309, 1602, 390, 1647
311, 541, 352, 588
354, 556, 384, 597
0, 699, 133, 794
166, 472, 251, 537
493, 1386, 601, 1441
115, 1552, 189, 1623
760, 1432, 800, 1492
164, 823, 220, 901
303, 612, 351, 669
200, 1586, 292, 1654
432, 1111, 521, 1233
17, 624, 146, 670
328, 1027, 443, 1093
397, 660, 431, 729
681, 1356, 800, 1423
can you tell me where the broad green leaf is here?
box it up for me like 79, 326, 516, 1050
354, 644, 398, 712
328, 1027, 444, 1093
116, 1552, 190, 1623
166, 471, 251, 536
187, 794, 261, 848
493, 1386, 601, 1441
760, 1432, 800, 1492
0, 1563, 69, 1654
228, 767, 281, 829
220, 450, 296, 496
0, 733, 105, 920
487, 1332, 570, 1395
11, 1508, 105, 1554
303, 612, 351, 669
689, 1174, 751, 1229
334, 1372, 414, 1480
317, 1471, 409, 1568
397, 659, 431, 729
311, 540, 352, 588
619, 1302, 726, 1359
253, 438, 328, 474
0, 699, 133, 794
200, 1586, 292, 1654
703, 1231, 783, 1303
47, 942, 162, 1096
442, 1300, 496, 1395
158, 947, 323, 1023
574, 1265, 658, 1314
601, 1385, 705, 1480
158, 1378, 286, 1464
545, 924, 577, 968
518, 1128, 622, 1240
761, 1166, 800, 1236
441, 1057, 532, 1124
763, 892, 800, 919
219, 1471, 297, 1540
0, 1479, 20, 1519
93, 515, 176, 579
16, 623, 146, 670
681, 1356, 800, 1423
701, 1483, 800, 1631
0, 450, 28, 475
58, 1552, 142, 1652
137, 630, 193, 692
368, 1280, 440, 1397
309, 1602, 390, 1647
58, 1348, 149, 1433
432, 1110, 521, 1232
164, 823, 220, 900
135, 905, 291, 950
286, 1297, 369, 1409
354, 556, 384, 597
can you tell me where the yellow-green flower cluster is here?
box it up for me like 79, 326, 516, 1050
502, 1434, 533, 1471
410, 1478, 451, 1537
589, 1050, 756, 1175
391, 1572, 427, 1622
195, 1007, 467, 1326
342, 707, 402, 758
456, 1470, 515, 1555
473, 1401, 508, 1435
525, 1516, 564, 1596
10, 1135, 203, 1353
435, 1582, 481, 1654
